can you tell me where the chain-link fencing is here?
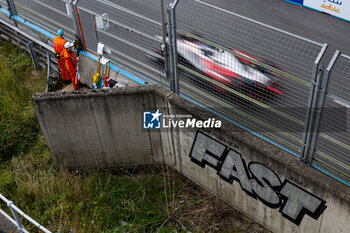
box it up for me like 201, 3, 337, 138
309, 52, 350, 184
0, 0, 349, 185
14, 0, 75, 40
173, 0, 327, 158
0, 8, 57, 71
0, 0, 7, 7
76, 0, 169, 87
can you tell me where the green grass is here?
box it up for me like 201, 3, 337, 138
0, 40, 44, 162
0, 39, 268, 233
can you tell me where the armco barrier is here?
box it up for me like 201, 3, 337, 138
32, 85, 350, 233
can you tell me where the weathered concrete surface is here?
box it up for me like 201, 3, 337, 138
32, 85, 350, 233
32, 87, 165, 168
78, 54, 139, 88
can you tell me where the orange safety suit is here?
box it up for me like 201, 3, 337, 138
63, 48, 79, 90
52, 37, 69, 81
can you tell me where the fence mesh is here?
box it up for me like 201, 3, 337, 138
0, 0, 7, 7
0, 1, 17, 26
77, 0, 168, 87
314, 54, 350, 182
15, 0, 75, 40
175, 0, 325, 156
2, 0, 349, 185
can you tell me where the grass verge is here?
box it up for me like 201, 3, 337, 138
0, 40, 269, 233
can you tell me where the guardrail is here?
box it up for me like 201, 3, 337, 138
0, 194, 51, 233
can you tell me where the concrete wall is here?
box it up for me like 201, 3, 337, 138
32, 87, 165, 168
32, 85, 350, 233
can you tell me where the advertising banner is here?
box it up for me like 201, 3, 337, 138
285, 0, 304, 5
303, 0, 350, 21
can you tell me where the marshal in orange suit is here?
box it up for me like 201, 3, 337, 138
52, 29, 69, 82
63, 42, 79, 90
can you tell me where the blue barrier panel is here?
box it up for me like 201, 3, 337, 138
284, 0, 304, 6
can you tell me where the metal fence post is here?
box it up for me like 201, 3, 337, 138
6, 0, 17, 16
8, 201, 26, 233
160, 0, 170, 81
167, 0, 179, 94
306, 50, 340, 164
27, 41, 39, 70
6, 0, 18, 27
46, 52, 51, 92
167, 9, 174, 90
303, 67, 324, 164
301, 43, 327, 160
69, 0, 86, 50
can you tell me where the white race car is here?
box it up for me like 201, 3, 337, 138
149, 33, 283, 101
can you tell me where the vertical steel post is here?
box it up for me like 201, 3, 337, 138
68, 0, 79, 35
27, 41, 39, 70
46, 52, 51, 92
69, 0, 86, 50
301, 43, 327, 160
6, 0, 17, 16
6, 0, 18, 27
168, 0, 179, 94
303, 67, 324, 164
73, 1, 86, 51
8, 202, 26, 233
306, 50, 340, 164
160, 0, 169, 81
167, 9, 174, 91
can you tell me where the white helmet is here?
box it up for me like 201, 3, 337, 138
64, 42, 74, 49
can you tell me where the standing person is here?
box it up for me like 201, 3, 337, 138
63, 42, 80, 90
52, 29, 69, 83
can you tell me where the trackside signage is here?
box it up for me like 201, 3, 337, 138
189, 131, 327, 225
303, 0, 350, 21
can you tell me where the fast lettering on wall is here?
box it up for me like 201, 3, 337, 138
303, 0, 349, 21
189, 131, 327, 226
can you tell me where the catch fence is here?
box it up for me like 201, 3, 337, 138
310, 52, 350, 183
14, 0, 75, 40
174, 0, 326, 161
76, 0, 169, 87
0, 0, 348, 186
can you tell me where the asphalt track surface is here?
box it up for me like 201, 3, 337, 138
107, 0, 350, 62
6, 0, 349, 181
